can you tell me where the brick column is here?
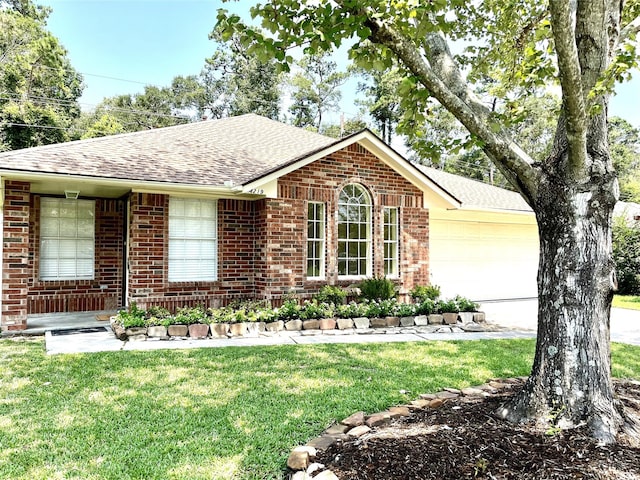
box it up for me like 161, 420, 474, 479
2, 181, 31, 331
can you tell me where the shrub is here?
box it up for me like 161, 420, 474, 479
275, 299, 301, 321
415, 298, 435, 315
437, 298, 459, 313
613, 217, 640, 295
455, 296, 479, 312
336, 301, 368, 319
410, 284, 441, 302
300, 301, 334, 320
358, 276, 397, 301
174, 305, 208, 325
378, 298, 399, 316
395, 302, 416, 317
313, 285, 347, 305
209, 307, 234, 324
117, 302, 146, 328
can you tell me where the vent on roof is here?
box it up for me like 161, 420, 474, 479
64, 190, 80, 200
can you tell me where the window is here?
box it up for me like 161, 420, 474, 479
337, 184, 371, 277
307, 202, 325, 278
383, 207, 399, 277
40, 198, 95, 280
168, 198, 218, 282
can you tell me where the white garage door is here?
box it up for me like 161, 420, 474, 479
429, 217, 539, 301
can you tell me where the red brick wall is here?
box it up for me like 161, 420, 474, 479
127, 193, 257, 310
26, 196, 125, 315
1, 181, 30, 330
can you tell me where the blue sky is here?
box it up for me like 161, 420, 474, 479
40, 0, 640, 129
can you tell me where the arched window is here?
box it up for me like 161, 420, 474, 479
337, 184, 371, 277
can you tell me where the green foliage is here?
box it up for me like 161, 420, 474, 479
358, 276, 397, 301
313, 285, 347, 305
437, 299, 459, 314
174, 305, 208, 325
275, 299, 301, 321
335, 301, 368, 319
455, 296, 479, 312
299, 301, 334, 320
116, 303, 146, 329
416, 298, 436, 315
410, 284, 441, 302
395, 302, 417, 317
613, 295, 640, 311
613, 217, 640, 295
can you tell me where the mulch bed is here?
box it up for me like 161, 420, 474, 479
315, 379, 640, 479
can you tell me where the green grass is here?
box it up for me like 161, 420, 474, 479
0, 338, 638, 479
613, 295, 640, 310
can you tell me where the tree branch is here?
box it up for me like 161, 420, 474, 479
363, 17, 539, 201
548, 0, 588, 173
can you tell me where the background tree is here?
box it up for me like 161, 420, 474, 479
320, 117, 368, 138
609, 117, 640, 202
218, 0, 640, 443
356, 68, 403, 143
288, 51, 348, 130
0, 1, 83, 150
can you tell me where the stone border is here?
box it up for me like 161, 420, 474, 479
111, 313, 493, 342
286, 377, 527, 479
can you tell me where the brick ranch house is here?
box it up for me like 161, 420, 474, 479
0, 114, 538, 332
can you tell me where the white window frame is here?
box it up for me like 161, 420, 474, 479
383, 207, 400, 278
40, 197, 95, 281
168, 197, 218, 282
337, 184, 372, 279
307, 202, 325, 279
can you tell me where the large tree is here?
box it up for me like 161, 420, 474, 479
218, 1, 640, 443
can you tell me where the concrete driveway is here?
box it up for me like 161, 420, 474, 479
480, 299, 640, 345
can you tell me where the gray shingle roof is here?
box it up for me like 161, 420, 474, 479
415, 164, 532, 212
0, 114, 337, 186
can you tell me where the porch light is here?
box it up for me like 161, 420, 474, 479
64, 190, 80, 200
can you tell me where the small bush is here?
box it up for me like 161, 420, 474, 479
410, 284, 441, 302
395, 302, 416, 317
455, 296, 479, 312
313, 285, 347, 305
358, 276, 397, 301
336, 301, 368, 319
613, 217, 640, 295
300, 301, 334, 320
437, 299, 459, 313
117, 302, 146, 328
275, 299, 301, 321
415, 298, 435, 315
174, 305, 208, 325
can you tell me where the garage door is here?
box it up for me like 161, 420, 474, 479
429, 217, 539, 301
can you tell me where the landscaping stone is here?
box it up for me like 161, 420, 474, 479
303, 320, 320, 330
111, 321, 127, 340
419, 393, 436, 400
336, 318, 354, 330
285, 320, 303, 331
436, 390, 459, 399
444, 387, 462, 394
428, 314, 444, 325
245, 322, 260, 337
459, 312, 474, 323
307, 435, 340, 450
168, 324, 188, 337
307, 463, 324, 475
436, 327, 452, 333
462, 322, 484, 332
410, 399, 431, 408
314, 470, 339, 480
291, 472, 309, 480
443, 313, 459, 325
347, 425, 371, 437
370, 318, 387, 328
265, 320, 284, 332
414, 315, 429, 326
473, 312, 486, 322
287, 446, 316, 470
451, 326, 464, 333
366, 413, 390, 427
325, 424, 350, 435
461, 387, 487, 396
341, 411, 366, 428
147, 326, 167, 338
400, 316, 415, 327
319, 318, 336, 330
388, 406, 411, 418
385, 316, 400, 327
228, 323, 246, 337
353, 317, 370, 329
429, 398, 445, 409
188, 323, 209, 339
210, 323, 229, 338
128, 334, 147, 342
125, 327, 147, 337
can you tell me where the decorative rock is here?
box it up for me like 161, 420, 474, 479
473, 312, 486, 323
414, 315, 429, 326
147, 325, 167, 338
265, 320, 284, 332
128, 334, 147, 342
314, 470, 339, 480
245, 322, 260, 337
307, 463, 325, 475
461, 387, 486, 396
462, 322, 484, 332
370, 318, 387, 328
287, 446, 316, 470
291, 472, 310, 480
444, 387, 462, 394
400, 316, 415, 327
436, 391, 459, 399
319, 318, 336, 330
347, 425, 371, 437
353, 317, 370, 329
307, 435, 340, 450
489, 380, 508, 389
341, 411, 366, 428
366, 413, 390, 427
458, 312, 474, 323
210, 323, 228, 338
303, 320, 321, 330
188, 323, 209, 339
429, 398, 445, 409
256, 322, 266, 332
325, 424, 350, 435
419, 393, 436, 400
451, 326, 464, 333
385, 316, 400, 327
443, 313, 459, 325
388, 406, 411, 417
168, 324, 188, 337
111, 321, 127, 340
436, 327, 452, 333
336, 318, 354, 330
410, 399, 431, 408
285, 320, 303, 331
125, 327, 147, 337
428, 314, 444, 325
228, 322, 246, 337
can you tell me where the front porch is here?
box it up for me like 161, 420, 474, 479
1, 310, 117, 337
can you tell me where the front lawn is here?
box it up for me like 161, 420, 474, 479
1, 338, 638, 479
613, 295, 640, 310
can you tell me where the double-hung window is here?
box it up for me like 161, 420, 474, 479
40, 198, 95, 280
337, 184, 371, 277
383, 207, 399, 277
307, 202, 325, 278
168, 198, 218, 282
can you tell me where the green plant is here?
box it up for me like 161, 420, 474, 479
300, 301, 334, 320
410, 284, 441, 302
613, 217, 640, 295
437, 299, 459, 313
358, 276, 397, 301
395, 302, 416, 317
455, 296, 479, 312
364, 300, 383, 318
116, 302, 146, 328
275, 299, 301, 321
416, 298, 435, 315
208, 307, 234, 324
174, 305, 208, 325
336, 301, 368, 318
378, 298, 399, 317
313, 285, 348, 305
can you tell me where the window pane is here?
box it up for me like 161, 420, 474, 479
306, 202, 325, 278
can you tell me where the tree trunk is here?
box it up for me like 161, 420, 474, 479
497, 143, 626, 443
